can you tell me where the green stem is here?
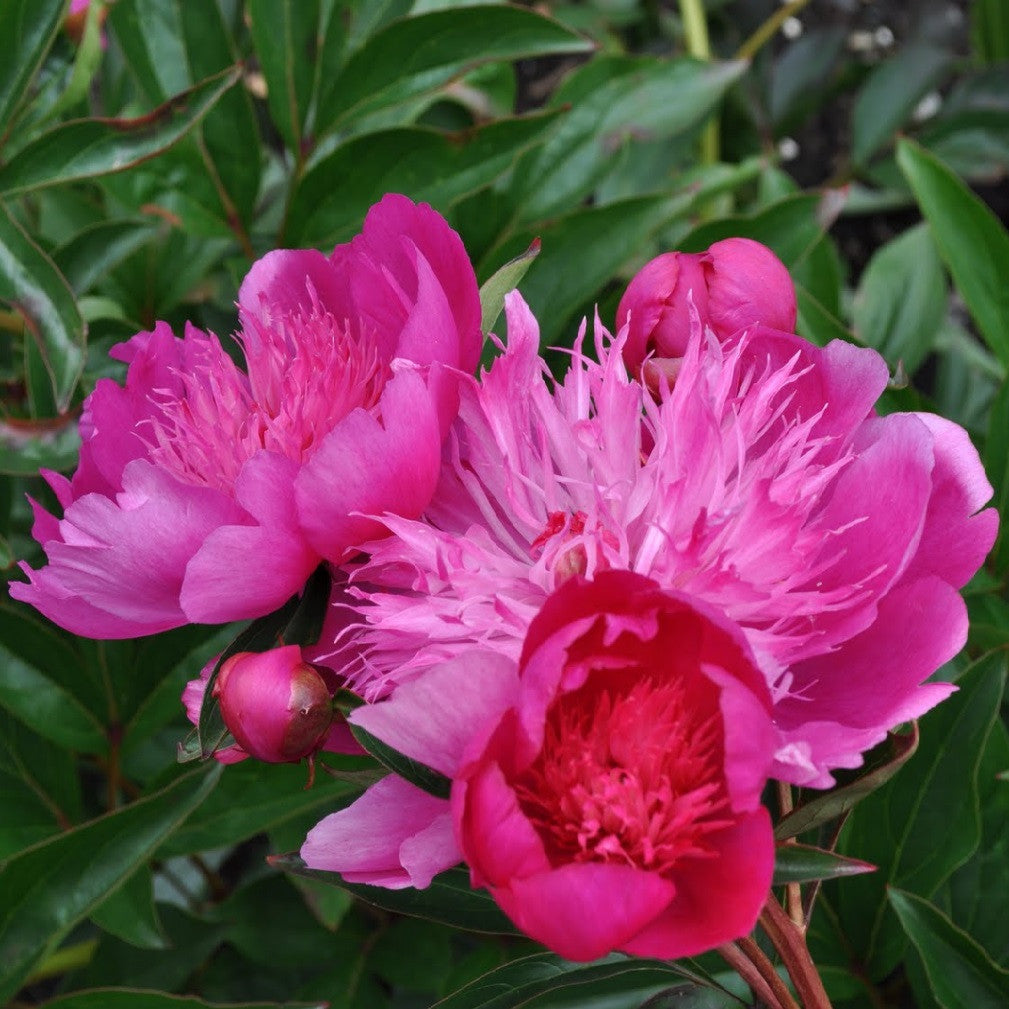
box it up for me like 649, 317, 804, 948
736, 0, 814, 62
24, 940, 98, 985
677, 0, 719, 164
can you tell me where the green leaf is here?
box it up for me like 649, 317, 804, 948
830, 653, 1006, 979
775, 724, 919, 840
0, 0, 64, 137
795, 283, 855, 348
896, 138, 1009, 369
315, 5, 591, 134
972, 0, 1009, 64
678, 191, 844, 269
0, 202, 85, 412
773, 843, 876, 886
47, 0, 105, 122
890, 888, 1009, 1009
0, 764, 220, 1005
158, 759, 357, 856
480, 239, 541, 336
348, 726, 451, 799
276, 859, 520, 936
430, 951, 718, 1009
39, 991, 327, 1009
247, 0, 319, 153
0, 626, 106, 754
852, 44, 952, 166
0, 415, 81, 474
511, 56, 747, 225
284, 112, 560, 248
90, 865, 167, 950
0, 66, 242, 196
484, 194, 682, 346
852, 223, 947, 373
53, 218, 158, 295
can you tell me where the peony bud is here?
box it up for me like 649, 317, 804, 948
616, 238, 797, 374
213, 646, 334, 763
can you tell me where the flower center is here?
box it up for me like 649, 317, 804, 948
514, 674, 733, 874
147, 289, 387, 494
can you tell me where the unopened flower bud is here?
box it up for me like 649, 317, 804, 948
616, 238, 797, 374
213, 646, 334, 763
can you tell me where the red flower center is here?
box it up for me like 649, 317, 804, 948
514, 673, 734, 874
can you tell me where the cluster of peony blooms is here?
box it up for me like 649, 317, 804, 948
13, 195, 997, 961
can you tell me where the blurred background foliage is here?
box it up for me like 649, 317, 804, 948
1, 1, 1009, 1007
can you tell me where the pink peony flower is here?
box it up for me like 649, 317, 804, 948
182, 646, 359, 764
323, 292, 996, 787
617, 238, 796, 375
302, 572, 776, 961
12, 195, 481, 638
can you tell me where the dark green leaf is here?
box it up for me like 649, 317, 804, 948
852, 44, 952, 166
53, 218, 158, 295
484, 194, 683, 346
159, 759, 357, 856
315, 6, 590, 134
106, 0, 189, 101
480, 239, 541, 336
431, 951, 716, 1009
678, 191, 844, 269
972, 0, 1009, 64
90, 865, 167, 950
795, 283, 855, 348
0, 0, 64, 137
852, 223, 947, 373
773, 843, 875, 886
511, 56, 746, 225
831, 653, 1006, 978
0, 765, 220, 1004
284, 112, 560, 248
348, 727, 451, 799
0, 624, 105, 753
890, 888, 1009, 1009
40, 990, 326, 1009
276, 858, 520, 936
0, 67, 242, 196
896, 137, 1009, 369
775, 724, 919, 840
0, 202, 85, 411
247, 0, 319, 153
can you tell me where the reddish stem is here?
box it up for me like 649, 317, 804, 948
736, 936, 802, 1009
760, 895, 834, 1009
718, 941, 795, 1009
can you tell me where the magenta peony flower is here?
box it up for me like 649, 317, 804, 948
324, 293, 997, 787
302, 572, 776, 961
617, 238, 796, 375
182, 646, 359, 764
12, 195, 481, 637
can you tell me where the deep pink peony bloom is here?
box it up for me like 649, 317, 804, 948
12, 195, 481, 637
182, 646, 359, 764
302, 572, 776, 961
617, 238, 796, 375
324, 293, 996, 787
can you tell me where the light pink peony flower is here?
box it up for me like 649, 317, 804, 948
182, 646, 359, 764
302, 572, 776, 961
324, 292, 996, 787
12, 195, 481, 638
617, 238, 796, 375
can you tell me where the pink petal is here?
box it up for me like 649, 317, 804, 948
492, 862, 677, 962
900, 412, 998, 588
295, 369, 442, 562
622, 809, 773, 959
301, 774, 458, 888
11, 460, 245, 638
181, 453, 318, 623
238, 248, 353, 327
351, 651, 519, 776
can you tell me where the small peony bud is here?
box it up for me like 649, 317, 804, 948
213, 646, 334, 763
616, 238, 797, 374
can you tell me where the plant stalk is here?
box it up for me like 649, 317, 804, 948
760, 895, 834, 1009
719, 940, 796, 1009
677, 0, 719, 165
